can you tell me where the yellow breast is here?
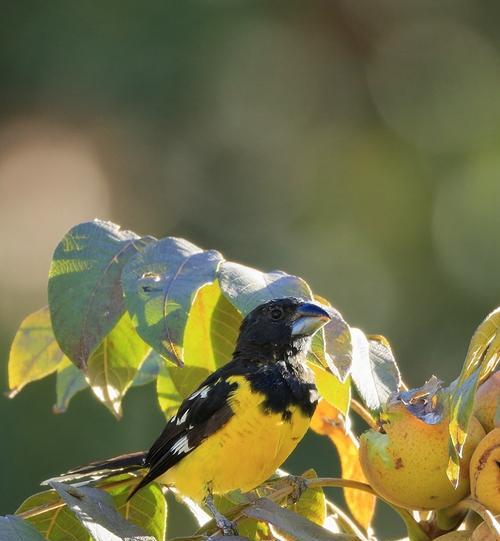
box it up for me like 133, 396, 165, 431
159, 376, 311, 502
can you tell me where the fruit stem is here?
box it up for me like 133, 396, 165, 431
455, 497, 500, 539
351, 399, 378, 428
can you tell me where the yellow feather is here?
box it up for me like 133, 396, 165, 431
158, 375, 310, 502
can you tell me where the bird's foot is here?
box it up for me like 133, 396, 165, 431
205, 494, 238, 537
288, 475, 308, 503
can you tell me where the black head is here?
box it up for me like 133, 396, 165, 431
234, 297, 331, 362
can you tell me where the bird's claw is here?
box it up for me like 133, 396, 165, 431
208, 516, 238, 537
288, 475, 308, 503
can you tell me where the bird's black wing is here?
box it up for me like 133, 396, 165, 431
129, 365, 244, 498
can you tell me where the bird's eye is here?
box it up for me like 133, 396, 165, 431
270, 308, 284, 320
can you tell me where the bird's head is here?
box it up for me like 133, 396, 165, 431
234, 297, 332, 362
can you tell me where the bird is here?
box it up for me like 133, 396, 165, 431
53, 297, 331, 534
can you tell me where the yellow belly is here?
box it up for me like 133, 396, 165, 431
158, 376, 311, 502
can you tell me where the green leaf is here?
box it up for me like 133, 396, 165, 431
218, 262, 313, 315
109, 483, 167, 541
322, 312, 352, 383
48, 220, 153, 368
184, 281, 241, 371
132, 350, 162, 387
157, 365, 183, 418
17, 490, 89, 541
447, 307, 500, 486
53, 358, 88, 414
122, 237, 223, 366
308, 362, 351, 417
242, 498, 355, 541
49, 482, 155, 541
7, 306, 67, 398
350, 329, 402, 412
87, 312, 151, 418
292, 470, 326, 527
0, 515, 49, 541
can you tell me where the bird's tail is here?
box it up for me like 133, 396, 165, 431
43, 451, 148, 486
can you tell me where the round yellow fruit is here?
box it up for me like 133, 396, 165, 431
474, 371, 500, 433
359, 406, 485, 510
434, 532, 472, 541
469, 428, 500, 514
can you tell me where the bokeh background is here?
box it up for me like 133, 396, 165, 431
1, 2, 499, 538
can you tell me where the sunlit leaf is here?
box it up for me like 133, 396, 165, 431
132, 350, 162, 387
292, 469, 326, 527
447, 307, 500, 486
350, 329, 402, 412
49, 482, 155, 541
53, 357, 88, 414
109, 482, 167, 541
86, 312, 150, 418
308, 362, 351, 416
184, 281, 241, 371
17, 490, 88, 541
242, 498, 353, 541
313, 296, 352, 383
7, 306, 67, 397
48, 220, 153, 368
212, 493, 268, 541
157, 365, 183, 419
0, 515, 48, 541
311, 400, 376, 531
122, 237, 223, 366
218, 262, 313, 315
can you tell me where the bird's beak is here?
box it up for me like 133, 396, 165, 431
291, 302, 332, 337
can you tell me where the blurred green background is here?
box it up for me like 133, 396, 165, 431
1, 1, 499, 538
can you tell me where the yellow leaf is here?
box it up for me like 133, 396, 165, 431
311, 399, 375, 531
308, 362, 351, 416
8, 306, 67, 397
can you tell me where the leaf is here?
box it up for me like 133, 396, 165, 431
323, 314, 353, 383
17, 482, 165, 541
292, 469, 326, 527
7, 306, 67, 398
17, 489, 89, 541
242, 498, 355, 541
310, 400, 376, 531
48, 220, 153, 368
49, 482, 155, 541
132, 350, 163, 387
122, 237, 223, 366
109, 483, 167, 541
184, 281, 242, 371
156, 365, 183, 418
308, 362, 351, 417
53, 358, 88, 414
218, 262, 313, 315
156, 282, 242, 418
0, 515, 48, 541
447, 307, 500, 486
350, 329, 402, 412
86, 312, 151, 418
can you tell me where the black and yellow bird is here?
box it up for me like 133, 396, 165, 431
57, 297, 331, 533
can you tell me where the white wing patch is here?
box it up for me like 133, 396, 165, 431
189, 385, 211, 400
175, 410, 189, 426
171, 435, 193, 455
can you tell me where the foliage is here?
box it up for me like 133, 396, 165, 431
4, 220, 499, 541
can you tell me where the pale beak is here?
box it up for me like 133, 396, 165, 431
291, 302, 332, 337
